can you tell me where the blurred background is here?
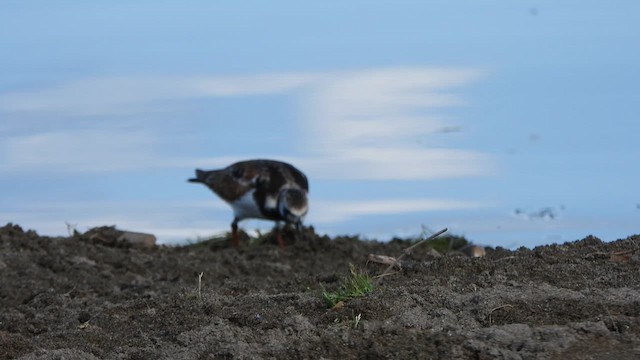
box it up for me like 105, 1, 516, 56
1, 1, 638, 248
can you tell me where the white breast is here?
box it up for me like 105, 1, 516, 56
229, 189, 264, 220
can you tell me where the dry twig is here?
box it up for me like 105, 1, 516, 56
585, 247, 639, 262
494, 256, 517, 263
372, 228, 448, 279
488, 304, 514, 325
367, 254, 401, 268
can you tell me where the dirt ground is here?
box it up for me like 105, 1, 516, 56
1, 222, 640, 360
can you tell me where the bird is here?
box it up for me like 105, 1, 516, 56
188, 159, 309, 247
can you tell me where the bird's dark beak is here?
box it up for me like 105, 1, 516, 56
188, 168, 226, 186
188, 169, 207, 183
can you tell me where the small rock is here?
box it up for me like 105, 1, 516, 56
427, 248, 443, 257
118, 231, 156, 248
71, 256, 97, 267
78, 311, 91, 324
461, 245, 486, 258
332, 301, 345, 309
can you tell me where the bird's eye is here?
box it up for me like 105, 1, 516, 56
231, 167, 244, 178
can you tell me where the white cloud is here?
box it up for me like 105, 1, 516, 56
0, 74, 319, 117
0, 68, 473, 116
0, 77, 187, 116
310, 198, 488, 223
297, 67, 492, 180
291, 148, 491, 180
1, 129, 161, 172
195, 73, 320, 96
0, 67, 493, 180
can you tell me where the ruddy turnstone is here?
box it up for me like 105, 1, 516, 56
188, 159, 309, 247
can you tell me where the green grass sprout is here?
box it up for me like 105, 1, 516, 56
322, 264, 373, 308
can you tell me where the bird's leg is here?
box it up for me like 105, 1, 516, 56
231, 218, 240, 247
294, 220, 303, 243
274, 221, 285, 249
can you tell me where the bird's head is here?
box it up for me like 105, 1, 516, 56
277, 188, 308, 224
189, 162, 262, 202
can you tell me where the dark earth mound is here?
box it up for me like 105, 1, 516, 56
1, 223, 640, 359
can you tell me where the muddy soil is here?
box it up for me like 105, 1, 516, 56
1, 223, 639, 359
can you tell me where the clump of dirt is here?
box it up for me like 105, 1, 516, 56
1, 223, 640, 359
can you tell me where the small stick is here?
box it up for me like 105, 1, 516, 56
494, 256, 517, 263
198, 272, 204, 300
374, 271, 400, 279
611, 248, 639, 256
353, 313, 362, 329
402, 228, 448, 256
378, 227, 448, 278
368, 254, 401, 268
488, 304, 513, 325
585, 248, 639, 259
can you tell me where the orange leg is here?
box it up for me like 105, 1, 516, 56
231, 219, 240, 247
275, 229, 285, 249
